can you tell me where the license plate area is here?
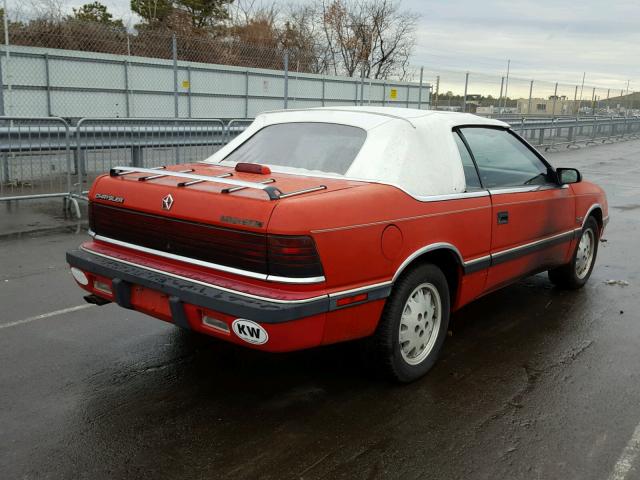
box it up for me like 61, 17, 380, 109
130, 285, 172, 320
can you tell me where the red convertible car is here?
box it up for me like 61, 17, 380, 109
67, 107, 608, 382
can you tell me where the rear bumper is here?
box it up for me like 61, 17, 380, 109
66, 248, 389, 352
67, 248, 329, 324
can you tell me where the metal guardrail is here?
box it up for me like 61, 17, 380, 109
1, 115, 640, 218
0, 116, 73, 201
507, 116, 640, 150
74, 118, 227, 198
0, 117, 238, 217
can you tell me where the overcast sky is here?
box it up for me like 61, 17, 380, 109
7, 0, 638, 95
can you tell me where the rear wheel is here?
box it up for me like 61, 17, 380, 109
548, 216, 599, 289
371, 263, 450, 383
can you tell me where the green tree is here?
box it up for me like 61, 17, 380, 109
131, 0, 173, 25
174, 0, 233, 28
72, 2, 124, 27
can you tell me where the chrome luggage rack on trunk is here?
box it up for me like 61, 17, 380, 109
109, 166, 326, 200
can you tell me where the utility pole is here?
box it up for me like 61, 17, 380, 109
578, 72, 586, 115
462, 72, 469, 112
503, 59, 510, 111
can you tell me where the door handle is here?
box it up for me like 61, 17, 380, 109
497, 211, 509, 224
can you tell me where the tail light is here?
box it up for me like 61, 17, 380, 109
89, 203, 324, 280
267, 235, 324, 279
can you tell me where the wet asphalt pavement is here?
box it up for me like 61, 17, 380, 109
1, 140, 640, 480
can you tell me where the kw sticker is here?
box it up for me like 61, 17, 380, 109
232, 319, 268, 345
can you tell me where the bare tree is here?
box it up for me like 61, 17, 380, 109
28, 0, 66, 22
319, 0, 418, 79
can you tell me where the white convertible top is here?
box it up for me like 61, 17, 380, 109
205, 107, 508, 197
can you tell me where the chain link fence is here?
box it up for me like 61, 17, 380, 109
426, 67, 637, 118
0, 20, 431, 119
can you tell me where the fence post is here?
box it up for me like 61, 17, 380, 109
549, 117, 557, 150
321, 76, 325, 107
172, 34, 178, 118
417, 66, 424, 109
244, 69, 249, 118
527, 80, 533, 115
462, 72, 469, 112
124, 59, 130, 117
382, 81, 386, 106
591, 87, 596, 115
187, 66, 192, 118
360, 67, 365, 106
574, 85, 579, 115
283, 50, 289, 109
434, 75, 440, 110
44, 53, 52, 116
0, 53, 4, 115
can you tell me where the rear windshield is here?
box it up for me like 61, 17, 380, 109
223, 122, 366, 175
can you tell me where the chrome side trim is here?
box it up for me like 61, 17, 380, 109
464, 254, 491, 266
392, 228, 578, 281
582, 203, 603, 229
266, 274, 327, 284
91, 234, 326, 284
80, 246, 327, 304
491, 229, 575, 265
488, 184, 569, 196
392, 242, 465, 282
328, 281, 393, 299
413, 190, 489, 202
489, 185, 543, 195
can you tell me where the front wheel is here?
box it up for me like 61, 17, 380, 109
371, 263, 450, 383
548, 216, 600, 289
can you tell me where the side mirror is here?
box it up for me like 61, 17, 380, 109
556, 167, 582, 185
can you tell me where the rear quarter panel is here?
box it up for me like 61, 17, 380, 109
267, 184, 493, 307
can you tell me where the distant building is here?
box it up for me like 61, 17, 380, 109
436, 106, 463, 112
517, 96, 577, 115
476, 105, 518, 115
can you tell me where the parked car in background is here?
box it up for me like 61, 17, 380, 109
67, 107, 608, 382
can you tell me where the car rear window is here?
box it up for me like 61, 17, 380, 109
223, 122, 366, 175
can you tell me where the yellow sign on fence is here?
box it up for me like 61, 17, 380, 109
389, 88, 398, 100
182, 80, 190, 89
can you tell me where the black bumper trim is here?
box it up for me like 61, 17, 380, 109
67, 249, 330, 324
111, 278, 133, 309
169, 296, 191, 330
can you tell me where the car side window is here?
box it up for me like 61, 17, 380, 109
453, 132, 482, 190
459, 128, 550, 189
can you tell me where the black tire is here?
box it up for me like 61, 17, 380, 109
548, 216, 600, 289
371, 263, 450, 383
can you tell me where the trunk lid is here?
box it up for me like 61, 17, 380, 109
89, 163, 365, 233
87, 163, 367, 281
